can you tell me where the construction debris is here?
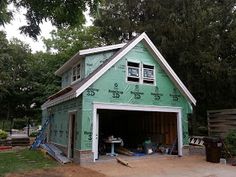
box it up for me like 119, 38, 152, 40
189, 136, 204, 146
40, 143, 71, 164
116, 157, 132, 168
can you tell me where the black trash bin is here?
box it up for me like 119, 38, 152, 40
203, 137, 222, 163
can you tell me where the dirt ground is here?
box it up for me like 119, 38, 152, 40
5, 164, 105, 177
85, 155, 236, 177
6, 155, 236, 177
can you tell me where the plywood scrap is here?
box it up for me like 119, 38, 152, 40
116, 157, 132, 168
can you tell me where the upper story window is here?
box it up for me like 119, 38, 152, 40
72, 63, 81, 82
127, 61, 140, 82
143, 64, 154, 84
126, 61, 155, 85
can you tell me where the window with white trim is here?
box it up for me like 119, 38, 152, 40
127, 61, 140, 82
72, 63, 81, 82
126, 61, 155, 85
143, 64, 154, 84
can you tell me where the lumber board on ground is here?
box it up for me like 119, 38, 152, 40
116, 157, 132, 167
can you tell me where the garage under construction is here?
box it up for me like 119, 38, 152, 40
41, 33, 196, 163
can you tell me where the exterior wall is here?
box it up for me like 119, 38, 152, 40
84, 51, 115, 77
80, 42, 192, 151
45, 96, 83, 151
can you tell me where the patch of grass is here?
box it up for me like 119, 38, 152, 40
0, 149, 58, 177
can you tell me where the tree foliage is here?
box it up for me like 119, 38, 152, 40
0, 31, 60, 127
9, 0, 100, 39
0, 0, 12, 26
43, 26, 105, 58
94, 0, 236, 132
0, 32, 33, 126
0, 25, 104, 128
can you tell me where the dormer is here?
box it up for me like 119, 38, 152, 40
55, 43, 126, 88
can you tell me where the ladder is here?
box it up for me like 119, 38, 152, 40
30, 117, 50, 149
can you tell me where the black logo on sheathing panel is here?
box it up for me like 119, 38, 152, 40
131, 85, 144, 99
86, 88, 99, 96
151, 86, 163, 100
108, 83, 123, 98
169, 88, 181, 101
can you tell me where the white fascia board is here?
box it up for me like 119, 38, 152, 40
79, 43, 126, 56
76, 33, 146, 97
142, 34, 196, 105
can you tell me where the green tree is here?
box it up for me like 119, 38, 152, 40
0, 0, 12, 26
94, 0, 236, 134
9, 0, 100, 39
0, 34, 33, 129
43, 26, 105, 58
0, 31, 11, 99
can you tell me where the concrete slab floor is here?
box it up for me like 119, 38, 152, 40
84, 155, 236, 177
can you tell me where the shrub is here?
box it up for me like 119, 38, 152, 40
13, 119, 27, 129
0, 129, 8, 139
224, 130, 236, 156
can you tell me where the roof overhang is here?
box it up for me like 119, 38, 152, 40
54, 43, 126, 76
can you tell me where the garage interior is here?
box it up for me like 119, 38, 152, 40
97, 109, 178, 158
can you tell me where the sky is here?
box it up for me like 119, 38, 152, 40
0, 4, 92, 53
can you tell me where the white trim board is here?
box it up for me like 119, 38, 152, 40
79, 43, 126, 56
76, 32, 196, 105
92, 102, 183, 162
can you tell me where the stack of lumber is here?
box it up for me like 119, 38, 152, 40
11, 134, 30, 146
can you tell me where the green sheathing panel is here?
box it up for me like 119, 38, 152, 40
61, 59, 85, 88
45, 96, 83, 149
79, 42, 192, 150
85, 51, 115, 77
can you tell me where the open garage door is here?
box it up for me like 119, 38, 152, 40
92, 103, 183, 161
98, 110, 177, 148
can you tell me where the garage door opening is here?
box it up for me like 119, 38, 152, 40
96, 109, 178, 160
